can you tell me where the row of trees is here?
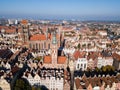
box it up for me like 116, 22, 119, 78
74, 65, 116, 77
34, 56, 43, 61
87, 65, 115, 72
87, 65, 115, 76
77, 43, 92, 49
14, 78, 32, 90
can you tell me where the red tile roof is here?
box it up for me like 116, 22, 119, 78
75, 78, 80, 89
17, 29, 22, 33
10, 51, 20, 60
42, 27, 47, 31
87, 52, 98, 60
30, 34, 46, 41
112, 53, 120, 61
0, 26, 8, 30
62, 27, 73, 31
75, 74, 120, 90
11, 65, 20, 74
58, 56, 66, 64
73, 51, 85, 59
44, 56, 52, 64
21, 20, 28, 25
0, 26, 3, 29
5, 29, 16, 34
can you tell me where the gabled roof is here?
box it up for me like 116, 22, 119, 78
75, 73, 120, 89
21, 20, 28, 25
11, 65, 20, 74
75, 78, 80, 89
5, 29, 16, 34
87, 52, 98, 60
30, 34, 46, 41
73, 50, 85, 59
34, 74, 40, 79
27, 73, 33, 79
58, 56, 66, 64
112, 53, 120, 61
44, 55, 52, 64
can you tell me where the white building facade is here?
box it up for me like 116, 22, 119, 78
0, 78, 10, 90
97, 57, 113, 68
75, 58, 88, 71
25, 73, 64, 90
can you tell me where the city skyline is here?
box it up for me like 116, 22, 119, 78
0, 3, 120, 89
1, 0, 120, 20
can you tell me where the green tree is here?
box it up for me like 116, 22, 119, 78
101, 66, 107, 72
82, 44, 86, 48
106, 65, 115, 71
35, 56, 42, 61
88, 43, 91, 48
14, 78, 31, 90
0, 87, 2, 90
37, 87, 41, 90
95, 67, 100, 72
77, 43, 80, 49
101, 65, 115, 72
79, 34, 82, 40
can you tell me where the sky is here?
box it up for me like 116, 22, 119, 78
0, 0, 120, 20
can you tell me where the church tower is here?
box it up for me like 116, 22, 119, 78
51, 30, 58, 65
21, 20, 29, 43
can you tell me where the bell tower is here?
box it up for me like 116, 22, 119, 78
21, 20, 29, 43
51, 30, 58, 65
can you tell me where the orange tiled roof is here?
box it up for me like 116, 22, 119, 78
30, 34, 46, 41
21, 20, 28, 25
75, 78, 81, 89
74, 51, 85, 59
44, 56, 52, 64
87, 52, 98, 60
58, 56, 66, 64
17, 29, 22, 33
62, 27, 73, 31
0, 26, 3, 29
0, 26, 10, 30
112, 53, 120, 61
42, 27, 47, 31
5, 29, 16, 34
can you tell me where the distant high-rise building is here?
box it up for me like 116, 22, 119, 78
15, 20, 18, 25
0, 18, 8, 25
